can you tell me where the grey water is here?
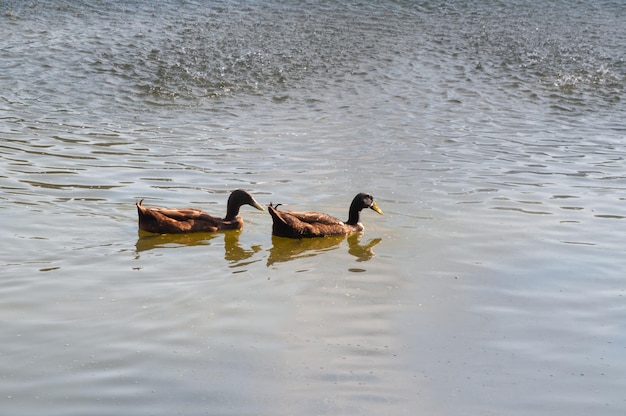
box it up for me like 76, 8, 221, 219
1, 1, 625, 415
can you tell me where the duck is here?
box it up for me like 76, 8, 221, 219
268, 193, 383, 238
136, 189, 264, 234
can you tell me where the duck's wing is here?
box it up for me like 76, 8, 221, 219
286, 211, 344, 226
268, 205, 347, 238
137, 202, 221, 233
147, 206, 219, 223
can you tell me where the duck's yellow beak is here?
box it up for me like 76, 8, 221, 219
370, 201, 383, 215
252, 201, 265, 211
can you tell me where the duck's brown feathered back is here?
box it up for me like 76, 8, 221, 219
268, 204, 362, 238
137, 200, 227, 234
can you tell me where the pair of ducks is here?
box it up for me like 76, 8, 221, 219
136, 190, 383, 238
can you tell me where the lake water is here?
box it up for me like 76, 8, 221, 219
1, 1, 625, 415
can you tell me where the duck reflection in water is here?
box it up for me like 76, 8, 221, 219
222, 230, 262, 268
348, 234, 382, 262
135, 230, 261, 268
135, 230, 218, 252
266, 233, 382, 266
135, 232, 381, 267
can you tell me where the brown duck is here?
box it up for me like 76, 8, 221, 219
136, 189, 264, 234
268, 193, 383, 238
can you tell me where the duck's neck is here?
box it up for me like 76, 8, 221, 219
346, 200, 362, 225
224, 201, 241, 221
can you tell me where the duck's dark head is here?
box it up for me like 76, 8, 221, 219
225, 189, 264, 220
347, 193, 383, 224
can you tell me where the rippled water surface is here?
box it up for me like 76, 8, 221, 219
1, 1, 625, 415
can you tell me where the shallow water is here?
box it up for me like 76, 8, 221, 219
1, 1, 625, 415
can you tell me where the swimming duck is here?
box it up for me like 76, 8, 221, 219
268, 193, 383, 238
136, 189, 264, 234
